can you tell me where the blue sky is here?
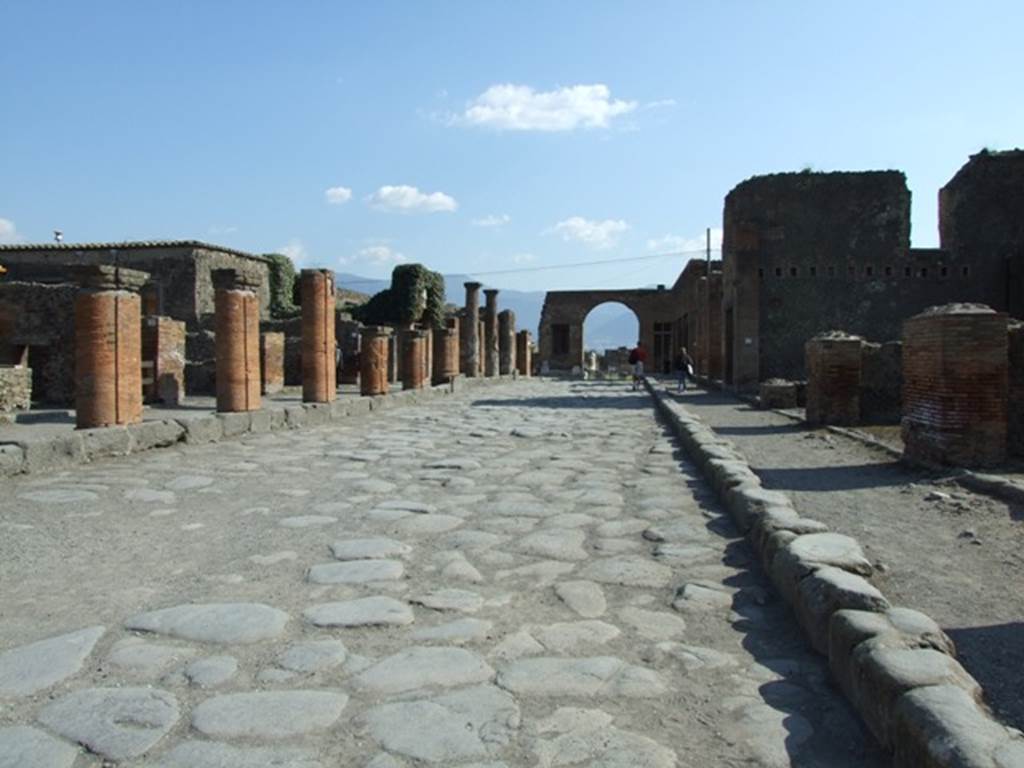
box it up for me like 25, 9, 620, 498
1, 1, 1021, 292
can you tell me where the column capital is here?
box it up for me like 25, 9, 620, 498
74, 264, 150, 292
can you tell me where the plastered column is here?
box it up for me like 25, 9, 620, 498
484, 289, 499, 377
361, 326, 392, 396
74, 265, 148, 429
301, 269, 337, 403
461, 282, 481, 377
214, 268, 262, 413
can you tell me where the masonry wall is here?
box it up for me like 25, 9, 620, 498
0, 282, 77, 405
1009, 322, 1024, 457
805, 334, 863, 426
902, 306, 1008, 467
860, 341, 903, 424
0, 367, 32, 413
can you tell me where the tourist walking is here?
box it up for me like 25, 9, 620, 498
674, 346, 695, 392
628, 341, 647, 391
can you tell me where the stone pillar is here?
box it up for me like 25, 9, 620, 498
433, 318, 460, 385
402, 329, 428, 390
213, 268, 261, 413
424, 325, 433, 385
361, 326, 392, 396
498, 309, 516, 375
74, 266, 148, 429
387, 333, 399, 384
902, 304, 1008, 467
461, 282, 482, 377
516, 330, 533, 376
142, 316, 186, 405
805, 332, 863, 426
260, 332, 285, 395
478, 320, 485, 376
484, 289, 499, 377
301, 269, 337, 403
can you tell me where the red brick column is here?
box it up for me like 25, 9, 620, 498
214, 269, 261, 413
74, 266, 148, 429
516, 330, 532, 376
402, 329, 427, 390
301, 269, 337, 403
804, 333, 863, 426
361, 326, 392, 396
478, 319, 485, 376
433, 318, 460, 385
142, 316, 186, 405
902, 304, 1008, 467
498, 309, 516, 375
461, 282, 481, 376
260, 332, 285, 395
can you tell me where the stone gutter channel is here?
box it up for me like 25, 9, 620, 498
644, 378, 1024, 767
0, 375, 517, 479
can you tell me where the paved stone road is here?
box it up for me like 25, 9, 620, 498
0, 380, 886, 767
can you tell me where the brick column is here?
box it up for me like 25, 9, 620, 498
516, 330, 533, 376
402, 329, 427, 390
478, 320, 485, 376
387, 333, 399, 384
461, 282, 481, 377
498, 309, 516, 375
142, 316, 186, 405
433, 317, 460, 385
301, 269, 336, 403
902, 304, 1008, 467
805, 332, 863, 426
74, 265, 148, 429
484, 289, 499, 377
361, 326, 392, 396
424, 325, 433, 385
260, 332, 285, 394
213, 269, 261, 413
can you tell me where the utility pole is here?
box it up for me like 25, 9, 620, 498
705, 227, 711, 384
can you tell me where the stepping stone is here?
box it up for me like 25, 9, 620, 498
0, 625, 105, 697
530, 621, 621, 652
411, 588, 484, 613
579, 556, 672, 588
619, 607, 687, 641
554, 580, 607, 618
279, 515, 337, 528
19, 489, 98, 504
307, 560, 405, 584
155, 741, 322, 768
0, 726, 79, 768
279, 640, 348, 673
330, 538, 412, 560
356, 646, 495, 694
192, 691, 348, 739
361, 684, 519, 763
182, 656, 238, 687
517, 529, 588, 561
304, 597, 414, 627
38, 687, 179, 761
497, 657, 666, 698
533, 707, 677, 768
126, 603, 289, 644
106, 638, 194, 677
413, 618, 493, 643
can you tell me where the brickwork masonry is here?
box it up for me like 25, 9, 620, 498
645, 379, 1024, 767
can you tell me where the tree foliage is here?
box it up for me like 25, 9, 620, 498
262, 252, 300, 318
353, 263, 446, 329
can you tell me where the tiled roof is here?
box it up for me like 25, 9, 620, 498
0, 240, 271, 263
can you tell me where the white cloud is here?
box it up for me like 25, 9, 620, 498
279, 239, 310, 267
472, 213, 510, 227
325, 186, 353, 205
0, 218, 23, 244
551, 216, 629, 250
339, 244, 407, 266
368, 185, 458, 214
646, 228, 723, 254
460, 83, 637, 131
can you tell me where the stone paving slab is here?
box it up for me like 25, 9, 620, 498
0, 380, 887, 766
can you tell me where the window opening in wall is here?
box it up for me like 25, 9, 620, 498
789, 266, 798, 277
774, 267, 782, 277
962, 266, 970, 277
885, 266, 893, 277
552, 324, 570, 356
827, 266, 836, 277
865, 266, 874, 277
940, 266, 948, 278
904, 266, 912, 277
809, 266, 817, 277
919, 267, 928, 278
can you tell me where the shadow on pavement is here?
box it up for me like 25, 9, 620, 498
470, 395, 648, 410
946, 622, 1024, 731
755, 464, 908, 492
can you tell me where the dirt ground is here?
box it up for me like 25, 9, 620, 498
671, 386, 1024, 732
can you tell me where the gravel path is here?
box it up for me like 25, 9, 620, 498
0, 380, 884, 767
671, 385, 1024, 732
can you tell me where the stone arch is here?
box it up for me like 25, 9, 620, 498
582, 301, 641, 369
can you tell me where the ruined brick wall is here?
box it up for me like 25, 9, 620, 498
805, 333, 863, 426
940, 149, 1024, 318
902, 304, 1007, 467
0, 282, 76, 405
141, 316, 186, 405
860, 341, 903, 424
1008, 321, 1024, 457
260, 332, 285, 394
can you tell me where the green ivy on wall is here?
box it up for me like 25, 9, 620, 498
263, 252, 300, 318
353, 263, 446, 329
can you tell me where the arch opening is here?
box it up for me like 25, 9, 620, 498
583, 301, 640, 377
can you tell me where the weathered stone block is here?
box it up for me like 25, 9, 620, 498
794, 566, 890, 655
759, 379, 798, 409
805, 332, 863, 426
0, 443, 25, 475
127, 420, 185, 452
176, 415, 223, 445
0, 366, 31, 412
260, 332, 285, 395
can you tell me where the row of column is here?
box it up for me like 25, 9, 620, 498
73, 267, 533, 430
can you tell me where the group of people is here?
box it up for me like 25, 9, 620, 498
627, 341, 694, 393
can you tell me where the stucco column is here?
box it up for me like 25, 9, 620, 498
484, 288, 499, 377
498, 309, 516, 375
516, 330, 533, 376
461, 282, 482, 377
74, 265, 148, 429
301, 268, 336, 403
213, 268, 262, 413
402, 329, 428, 390
361, 326, 392, 396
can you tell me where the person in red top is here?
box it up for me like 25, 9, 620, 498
627, 341, 647, 391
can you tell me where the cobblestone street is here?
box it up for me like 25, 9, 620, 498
0, 380, 886, 767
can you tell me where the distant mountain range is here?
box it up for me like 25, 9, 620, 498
336, 271, 639, 352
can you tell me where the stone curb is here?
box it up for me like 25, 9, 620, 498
644, 378, 1024, 767
0, 375, 519, 478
